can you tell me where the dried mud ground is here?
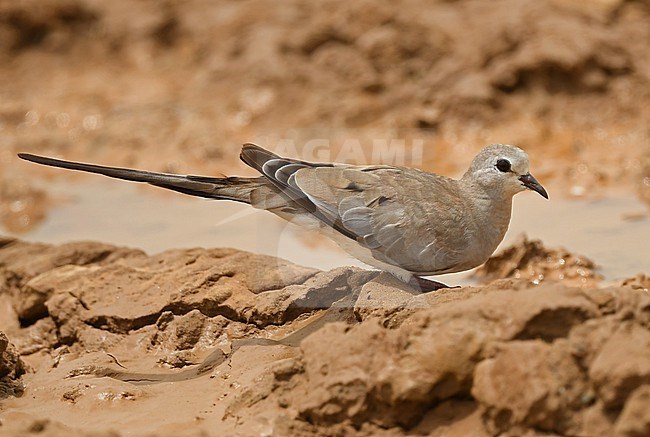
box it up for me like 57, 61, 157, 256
1, 0, 650, 436
0, 236, 649, 436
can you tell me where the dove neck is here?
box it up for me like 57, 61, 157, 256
459, 176, 514, 231
460, 175, 513, 204
458, 178, 513, 251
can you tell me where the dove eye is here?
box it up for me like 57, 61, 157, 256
496, 159, 511, 173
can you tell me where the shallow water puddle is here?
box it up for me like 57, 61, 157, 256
9, 180, 650, 284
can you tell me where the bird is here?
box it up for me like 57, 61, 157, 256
18, 143, 547, 292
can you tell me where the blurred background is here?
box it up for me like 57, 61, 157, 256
0, 0, 648, 279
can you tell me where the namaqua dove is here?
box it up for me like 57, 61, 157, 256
19, 143, 547, 292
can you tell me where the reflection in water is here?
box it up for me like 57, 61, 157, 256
9, 180, 650, 284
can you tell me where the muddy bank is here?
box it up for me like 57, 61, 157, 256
0, 237, 648, 436
1, 0, 649, 434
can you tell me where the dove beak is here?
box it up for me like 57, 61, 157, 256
519, 173, 548, 199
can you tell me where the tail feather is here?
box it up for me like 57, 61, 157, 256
19, 146, 357, 241
17, 153, 255, 203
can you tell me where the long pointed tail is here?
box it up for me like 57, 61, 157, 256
17, 153, 257, 203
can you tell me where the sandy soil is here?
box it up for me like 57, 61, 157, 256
1, 0, 650, 435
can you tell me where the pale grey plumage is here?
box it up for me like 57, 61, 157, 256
18, 143, 547, 291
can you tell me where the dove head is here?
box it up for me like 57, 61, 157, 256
463, 144, 548, 200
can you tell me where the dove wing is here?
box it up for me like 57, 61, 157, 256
240, 143, 474, 274
290, 165, 472, 274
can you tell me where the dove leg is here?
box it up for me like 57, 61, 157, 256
408, 276, 456, 293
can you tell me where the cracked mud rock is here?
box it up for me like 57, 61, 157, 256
0, 331, 25, 398
0, 237, 648, 436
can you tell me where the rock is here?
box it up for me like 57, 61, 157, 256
621, 274, 650, 292
156, 309, 207, 351
254, 283, 647, 435
6, 317, 58, 355
24, 247, 320, 344
472, 340, 589, 435
589, 323, 650, 408
353, 272, 422, 326
0, 331, 25, 379
473, 234, 603, 287
0, 331, 26, 397
614, 385, 650, 437
1, 241, 366, 356
0, 239, 144, 324
150, 311, 233, 368
241, 266, 361, 326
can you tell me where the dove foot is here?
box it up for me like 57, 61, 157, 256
409, 276, 458, 293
